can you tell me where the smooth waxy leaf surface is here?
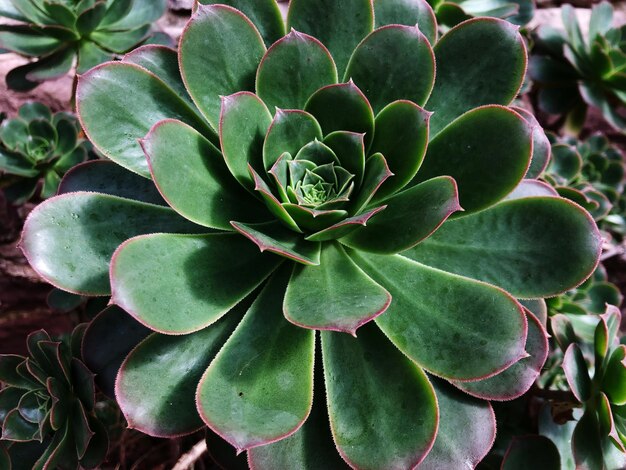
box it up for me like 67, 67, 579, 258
197, 0, 285, 46
563, 343, 592, 402
122, 45, 197, 110
197, 270, 314, 451
111, 233, 281, 333
572, 411, 604, 470
345, 25, 434, 113
58, 160, 165, 206
452, 310, 548, 400
180, 4, 266, 130
284, 243, 390, 334
419, 378, 495, 470
351, 251, 527, 380
116, 311, 242, 437
77, 62, 211, 178
426, 18, 527, 136
287, 0, 374, 77
513, 106, 551, 179
20, 193, 200, 295
219, 92, 272, 190
404, 197, 602, 298
248, 382, 349, 469
414, 106, 531, 213
231, 221, 321, 265
263, 109, 323, 170
257, 30, 337, 110
82, 306, 151, 398
304, 81, 374, 140
369, 100, 430, 200
373, 0, 437, 44
322, 324, 438, 469
144, 118, 266, 229
342, 176, 461, 254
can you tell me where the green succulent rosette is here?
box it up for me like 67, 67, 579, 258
529, 1, 626, 134
543, 133, 626, 241
427, 0, 534, 28
0, 0, 167, 91
0, 327, 108, 469
538, 305, 626, 469
21, 1, 601, 467
0, 101, 90, 205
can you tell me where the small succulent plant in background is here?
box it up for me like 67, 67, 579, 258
18, 0, 603, 468
543, 133, 626, 242
0, 0, 168, 91
539, 305, 626, 469
0, 327, 108, 469
530, 1, 626, 133
0, 102, 91, 205
427, 0, 534, 28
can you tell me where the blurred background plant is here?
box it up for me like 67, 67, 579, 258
0, 101, 92, 205
0, 0, 169, 92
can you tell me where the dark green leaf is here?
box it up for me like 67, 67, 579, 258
501, 436, 561, 470
198, 268, 314, 451
345, 25, 434, 112
373, 0, 437, 44
321, 323, 438, 469
404, 197, 602, 298
179, 4, 265, 130
257, 30, 337, 110
284, 242, 390, 334
110, 233, 281, 333
351, 251, 527, 380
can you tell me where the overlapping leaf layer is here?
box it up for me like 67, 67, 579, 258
20, 0, 602, 468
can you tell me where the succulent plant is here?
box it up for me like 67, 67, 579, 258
0, 0, 167, 91
0, 102, 91, 205
427, 0, 534, 28
0, 327, 108, 469
539, 305, 626, 469
543, 133, 626, 242
529, 1, 626, 133
21, 0, 602, 467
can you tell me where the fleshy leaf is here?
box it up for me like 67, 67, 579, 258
351, 251, 527, 380
58, 160, 165, 206
116, 310, 242, 437
452, 310, 549, 400
345, 25, 435, 113
513, 106, 551, 179
76, 62, 212, 178
256, 30, 338, 111
426, 18, 527, 136
287, 0, 374, 77
369, 100, 431, 200
404, 197, 601, 298
342, 176, 461, 254
82, 306, 151, 398
144, 118, 267, 229
20, 192, 201, 296
219, 92, 272, 191
504, 180, 559, 200
263, 109, 323, 170
247, 375, 349, 469
414, 106, 532, 213
110, 233, 281, 334
197, 268, 314, 451
196, 0, 285, 46
602, 346, 626, 405
322, 131, 366, 187
179, 4, 266, 130
419, 377, 495, 470
231, 221, 321, 265
563, 343, 592, 402
305, 206, 386, 242
304, 81, 374, 142
572, 410, 604, 470
373, 0, 437, 44
284, 243, 390, 334
321, 323, 438, 469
